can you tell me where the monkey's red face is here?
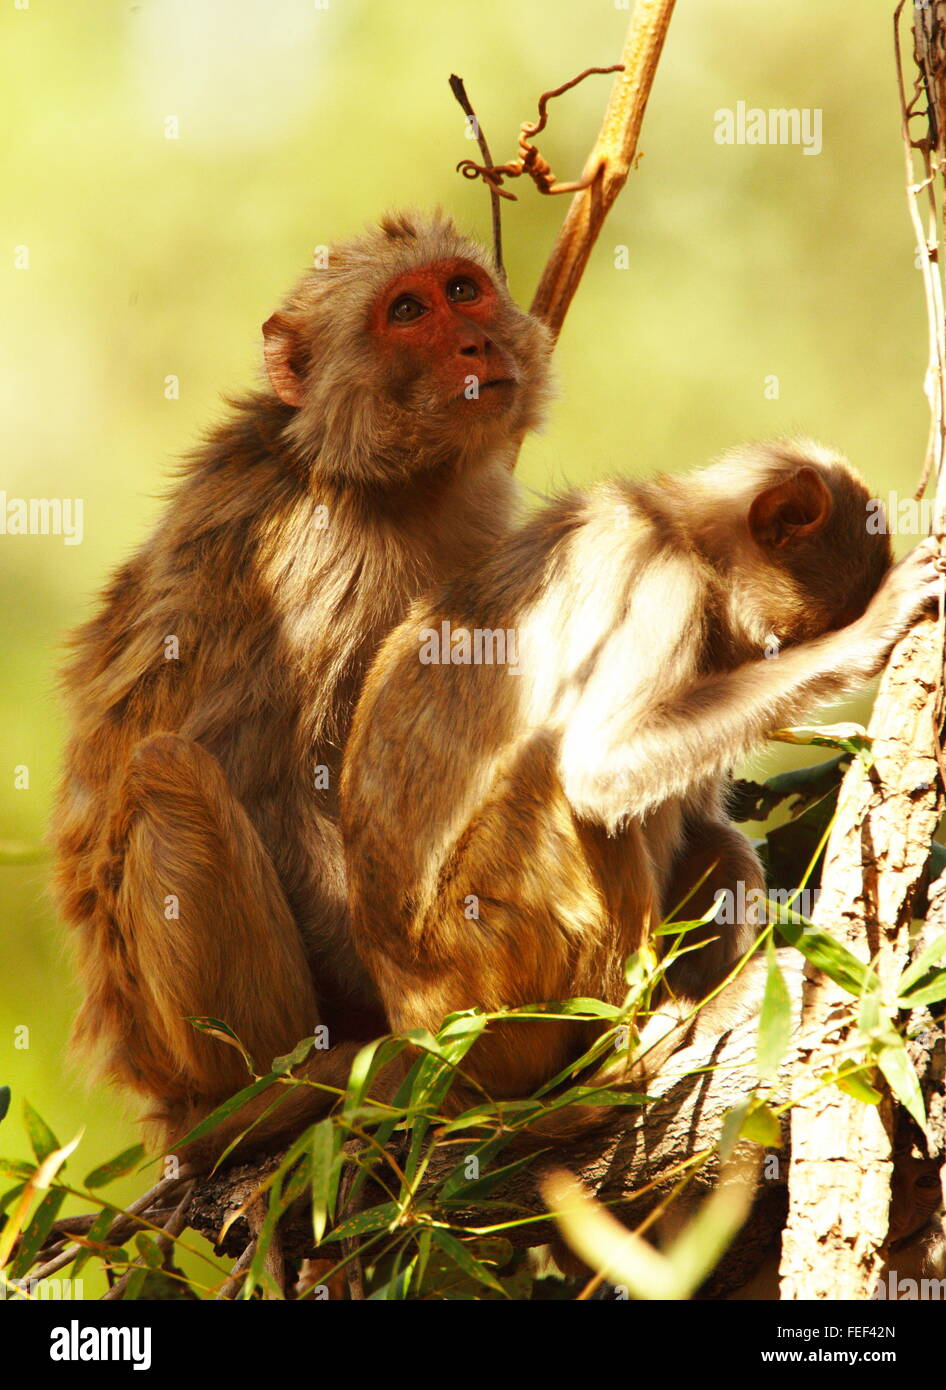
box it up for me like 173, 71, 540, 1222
369, 258, 520, 414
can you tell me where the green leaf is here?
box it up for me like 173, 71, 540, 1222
280, 1150, 312, 1209
71, 1206, 116, 1278
10, 1188, 67, 1279
542, 1084, 648, 1111
84, 1145, 146, 1189
828, 1070, 883, 1106
770, 723, 871, 757
22, 1101, 59, 1164
272, 1034, 325, 1076
310, 1119, 343, 1246
429, 1229, 506, 1295
343, 1037, 406, 1114
0, 1182, 25, 1214
122, 1266, 149, 1300
898, 972, 946, 1009
245, 1184, 287, 1301
858, 979, 882, 1036
719, 1102, 750, 1162
134, 1233, 164, 1269
653, 910, 719, 938
186, 1017, 254, 1071
740, 1104, 782, 1148
438, 1141, 535, 1201
756, 938, 792, 1083
0, 1158, 34, 1182
329, 1201, 398, 1243
775, 918, 869, 995
521, 997, 624, 1019
0, 1086, 10, 1125
438, 1011, 491, 1037
0, 841, 47, 864
173, 1074, 281, 1149
368, 1258, 416, 1301
412, 1228, 433, 1293
898, 933, 946, 993
876, 1042, 926, 1128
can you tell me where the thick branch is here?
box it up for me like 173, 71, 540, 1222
530, 0, 676, 336
780, 620, 945, 1299
189, 953, 801, 1295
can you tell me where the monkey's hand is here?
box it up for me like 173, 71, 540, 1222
852, 536, 942, 676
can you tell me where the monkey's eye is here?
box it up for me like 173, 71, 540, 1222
389, 295, 426, 324
446, 276, 480, 304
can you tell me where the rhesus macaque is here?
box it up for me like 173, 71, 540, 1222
342, 442, 940, 1098
52, 211, 553, 1150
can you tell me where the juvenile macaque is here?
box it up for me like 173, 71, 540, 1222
52, 211, 553, 1149
342, 442, 939, 1096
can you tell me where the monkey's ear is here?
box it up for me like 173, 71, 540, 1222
262, 313, 306, 408
747, 466, 833, 549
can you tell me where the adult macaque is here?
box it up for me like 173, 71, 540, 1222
342, 442, 939, 1097
52, 212, 553, 1150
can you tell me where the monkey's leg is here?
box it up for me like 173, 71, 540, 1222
662, 809, 765, 1004
86, 733, 321, 1136
635, 811, 764, 1072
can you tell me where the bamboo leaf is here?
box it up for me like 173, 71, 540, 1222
22, 1100, 59, 1163
429, 1229, 506, 1295
310, 1119, 343, 1246
756, 937, 792, 1082
84, 1145, 146, 1189
776, 918, 869, 995
876, 1042, 926, 1128
328, 1201, 398, 1242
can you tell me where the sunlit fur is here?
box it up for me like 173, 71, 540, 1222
51, 211, 552, 1149
342, 442, 933, 1102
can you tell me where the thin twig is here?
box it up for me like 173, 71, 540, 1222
456, 66, 624, 201
38, 1201, 181, 1260
449, 74, 504, 280
28, 1172, 192, 1283
29, 1242, 86, 1285
216, 1239, 257, 1300
100, 1180, 195, 1301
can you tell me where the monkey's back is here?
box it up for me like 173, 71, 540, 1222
341, 480, 705, 1093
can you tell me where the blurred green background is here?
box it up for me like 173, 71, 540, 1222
0, 0, 929, 1284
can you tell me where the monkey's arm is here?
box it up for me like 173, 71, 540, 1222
561, 540, 940, 829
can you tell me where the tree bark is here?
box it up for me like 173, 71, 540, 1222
780, 620, 944, 1299
189, 953, 803, 1295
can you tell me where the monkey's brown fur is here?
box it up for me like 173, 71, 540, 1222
51, 211, 553, 1148
342, 442, 938, 1098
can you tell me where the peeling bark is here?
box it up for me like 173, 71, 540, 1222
780, 619, 944, 1299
